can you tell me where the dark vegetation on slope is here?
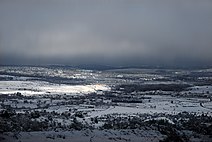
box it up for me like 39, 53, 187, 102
116, 84, 192, 92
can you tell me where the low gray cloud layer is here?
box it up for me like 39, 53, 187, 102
0, 0, 212, 66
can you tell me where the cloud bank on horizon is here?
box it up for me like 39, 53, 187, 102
0, 0, 212, 66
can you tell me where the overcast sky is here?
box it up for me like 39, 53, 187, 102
0, 0, 212, 66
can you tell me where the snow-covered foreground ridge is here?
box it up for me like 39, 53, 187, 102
0, 129, 164, 142
0, 80, 110, 96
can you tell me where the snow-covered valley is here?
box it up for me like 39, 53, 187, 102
0, 66, 212, 142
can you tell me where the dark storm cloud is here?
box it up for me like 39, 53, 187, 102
0, 0, 212, 66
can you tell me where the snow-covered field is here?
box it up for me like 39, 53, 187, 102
87, 95, 212, 117
0, 80, 110, 96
